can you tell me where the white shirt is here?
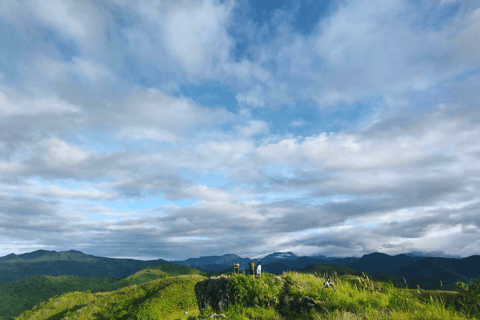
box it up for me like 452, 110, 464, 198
257, 265, 262, 274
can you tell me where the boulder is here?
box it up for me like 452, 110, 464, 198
194, 276, 232, 312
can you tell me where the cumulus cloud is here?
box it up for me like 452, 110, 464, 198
0, 0, 479, 260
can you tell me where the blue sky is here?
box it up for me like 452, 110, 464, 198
0, 0, 480, 260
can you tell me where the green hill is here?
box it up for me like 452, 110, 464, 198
97, 264, 205, 292
16, 275, 204, 320
194, 272, 477, 319
8, 269, 480, 319
0, 275, 116, 320
0, 263, 203, 319
0, 250, 171, 284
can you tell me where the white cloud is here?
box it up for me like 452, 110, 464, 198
289, 119, 307, 127
44, 137, 87, 167
238, 120, 269, 137
0, 88, 80, 116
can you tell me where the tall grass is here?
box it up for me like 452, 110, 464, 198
214, 272, 476, 320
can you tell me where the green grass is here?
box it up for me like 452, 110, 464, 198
8, 269, 480, 320
198, 272, 479, 320
15, 275, 204, 320
0, 275, 116, 319
0, 264, 203, 319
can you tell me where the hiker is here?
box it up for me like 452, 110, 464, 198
249, 261, 255, 276
324, 279, 334, 289
256, 259, 262, 277
233, 263, 240, 275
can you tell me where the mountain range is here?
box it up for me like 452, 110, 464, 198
0, 249, 170, 284
2, 249, 479, 291
172, 251, 480, 289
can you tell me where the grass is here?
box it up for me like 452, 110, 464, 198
0, 264, 203, 319
196, 272, 478, 320
8, 269, 480, 320
15, 274, 204, 320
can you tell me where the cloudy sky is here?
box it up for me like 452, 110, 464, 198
0, 0, 479, 261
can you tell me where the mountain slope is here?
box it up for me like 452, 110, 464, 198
392, 257, 480, 283
348, 252, 424, 275
16, 275, 204, 320
175, 253, 251, 268
0, 263, 203, 319
0, 250, 170, 284
0, 275, 116, 319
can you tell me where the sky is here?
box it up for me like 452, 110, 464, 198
0, 0, 479, 261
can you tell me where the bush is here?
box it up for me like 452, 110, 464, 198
227, 274, 283, 309
456, 277, 480, 318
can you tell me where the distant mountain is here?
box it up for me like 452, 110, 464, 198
405, 251, 461, 259
0, 249, 171, 284
261, 252, 298, 264
174, 253, 251, 268
348, 252, 424, 276
346, 253, 480, 290
393, 256, 480, 282
393, 258, 468, 283
0, 250, 99, 263
172, 252, 361, 273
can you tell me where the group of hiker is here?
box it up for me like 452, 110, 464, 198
232, 260, 336, 288
233, 259, 262, 277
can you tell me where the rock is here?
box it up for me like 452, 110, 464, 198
195, 275, 232, 312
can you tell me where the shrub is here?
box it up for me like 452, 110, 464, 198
456, 277, 480, 318
227, 274, 283, 309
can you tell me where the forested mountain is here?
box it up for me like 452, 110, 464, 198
0, 249, 170, 284
348, 252, 425, 276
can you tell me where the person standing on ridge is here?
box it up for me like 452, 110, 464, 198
256, 259, 262, 277
249, 261, 255, 276
233, 263, 240, 275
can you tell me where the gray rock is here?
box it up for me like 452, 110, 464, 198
194, 275, 232, 312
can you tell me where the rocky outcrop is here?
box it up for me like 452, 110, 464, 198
194, 276, 232, 312
194, 274, 328, 315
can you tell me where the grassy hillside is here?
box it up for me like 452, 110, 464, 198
200, 272, 477, 319
97, 264, 205, 292
0, 275, 116, 320
16, 275, 204, 320
0, 264, 203, 319
9, 269, 480, 319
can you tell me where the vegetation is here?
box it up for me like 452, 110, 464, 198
0, 250, 171, 284
0, 264, 203, 319
200, 272, 479, 319
0, 275, 116, 319
15, 275, 204, 320
4, 265, 480, 320
457, 277, 480, 318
